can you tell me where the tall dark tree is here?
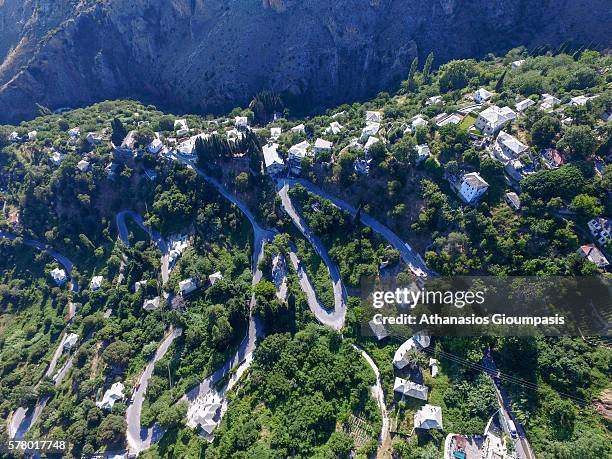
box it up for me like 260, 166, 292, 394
111, 117, 127, 146
407, 57, 419, 91
423, 52, 434, 83
495, 70, 507, 92
250, 91, 284, 124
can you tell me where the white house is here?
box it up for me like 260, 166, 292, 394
134, 280, 147, 292
406, 115, 428, 134
235, 116, 249, 129
50, 149, 64, 166
474, 88, 494, 104
511, 59, 526, 69
8, 131, 19, 142
270, 127, 282, 140
96, 382, 125, 410
588, 218, 612, 245
63, 333, 79, 350
27, 131, 38, 141
313, 138, 333, 156
68, 127, 80, 138
179, 278, 197, 296
494, 131, 528, 163
288, 140, 311, 175
458, 172, 489, 203
393, 377, 429, 400
360, 122, 380, 142
186, 392, 223, 436
505, 192, 521, 211
426, 95, 444, 105
50, 268, 67, 285
515, 98, 535, 112
414, 404, 443, 430
570, 95, 589, 106
429, 358, 439, 377
393, 334, 431, 369
290, 123, 305, 134
365, 111, 383, 123
90, 275, 103, 291
263, 143, 285, 176
474, 106, 516, 135
326, 121, 344, 135
577, 244, 609, 268
415, 144, 431, 164
540, 93, 560, 111
143, 297, 160, 311
209, 271, 223, 286
77, 159, 90, 172
175, 119, 189, 137
147, 138, 163, 154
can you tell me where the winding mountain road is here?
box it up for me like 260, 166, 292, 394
277, 182, 347, 328
278, 178, 435, 278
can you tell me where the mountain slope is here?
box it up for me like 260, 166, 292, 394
0, 0, 610, 123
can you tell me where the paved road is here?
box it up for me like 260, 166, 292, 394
278, 183, 347, 328
0, 231, 78, 291
179, 159, 276, 272
126, 327, 183, 454
116, 210, 171, 283
278, 178, 435, 278
351, 344, 390, 458
483, 350, 535, 459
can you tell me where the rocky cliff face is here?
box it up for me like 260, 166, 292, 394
0, 0, 609, 123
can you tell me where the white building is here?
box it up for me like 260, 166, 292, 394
50, 268, 67, 285
175, 119, 189, 137
540, 93, 560, 111
63, 333, 79, 350
263, 143, 285, 176
474, 106, 516, 135
570, 95, 589, 106
414, 404, 443, 430
209, 271, 223, 286
313, 138, 333, 156
427, 95, 444, 105
27, 131, 38, 141
147, 138, 163, 154
270, 127, 282, 140
143, 297, 161, 311
179, 278, 197, 296
288, 140, 311, 175
515, 98, 535, 112
96, 382, 125, 410
429, 358, 439, 377
90, 275, 103, 291
326, 121, 344, 135
50, 149, 64, 166
235, 116, 249, 129
577, 244, 609, 268
458, 172, 489, 203
186, 392, 222, 437
406, 115, 428, 134
474, 88, 494, 104
68, 127, 80, 138
393, 377, 429, 400
511, 59, 526, 69
415, 144, 431, 164
393, 334, 431, 369
77, 159, 90, 172
8, 131, 19, 142
366, 111, 382, 123
290, 123, 305, 134
360, 122, 380, 142
588, 218, 611, 245
505, 192, 521, 211
494, 131, 528, 163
